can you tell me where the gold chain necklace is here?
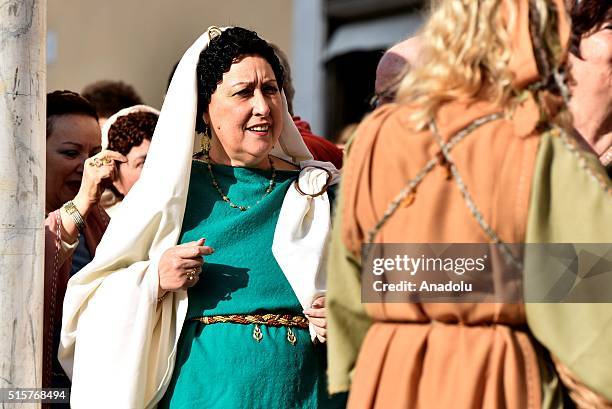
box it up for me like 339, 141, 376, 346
194, 154, 276, 211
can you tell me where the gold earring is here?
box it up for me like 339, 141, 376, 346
199, 127, 211, 156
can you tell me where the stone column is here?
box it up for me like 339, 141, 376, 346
0, 0, 47, 405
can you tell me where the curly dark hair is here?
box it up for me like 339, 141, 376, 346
107, 111, 158, 156
569, 0, 612, 58
82, 80, 144, 118
195, 27, 284, 133
47, 90, 99, 137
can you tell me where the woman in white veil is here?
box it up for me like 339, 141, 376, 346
60, 26, 343, 409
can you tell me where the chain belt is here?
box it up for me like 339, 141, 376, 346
192, 313, 309, 345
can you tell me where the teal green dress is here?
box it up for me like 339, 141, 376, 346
159, 161, 344, 409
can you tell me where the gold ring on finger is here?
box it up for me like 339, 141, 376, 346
186, 269, 196, 281
100, 157, 112, 165
92, 158, 103, 167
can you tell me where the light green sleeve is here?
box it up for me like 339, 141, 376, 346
326, 187, 372, 394
525, 131, 612, 401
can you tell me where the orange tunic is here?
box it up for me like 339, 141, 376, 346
336, 97, 545, 408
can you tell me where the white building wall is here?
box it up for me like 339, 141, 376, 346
291, 0, 326, 135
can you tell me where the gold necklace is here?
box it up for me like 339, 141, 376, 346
194, 154, 276, 211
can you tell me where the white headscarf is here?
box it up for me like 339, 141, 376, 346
59, 27, 338, 409
98, 104, 160, 216
100, 104, 161, 150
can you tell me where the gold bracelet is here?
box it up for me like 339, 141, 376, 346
62, 200, 86, 233
157, 291, 169, 303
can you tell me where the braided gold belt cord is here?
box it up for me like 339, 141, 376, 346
193, 313, 309, 328
192, 313, 309, 345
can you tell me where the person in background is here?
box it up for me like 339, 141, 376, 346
568, 0, 612, 170
99, 105, 159, 216
43, 91, 125, 392
81, 80, 144, 127
334, 37, 421, 152
372, 36, 421, 108
271, 44, 344, 168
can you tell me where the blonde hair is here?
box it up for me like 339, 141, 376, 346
396, 0, 565, 130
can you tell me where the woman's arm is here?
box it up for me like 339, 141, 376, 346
45, 210, 79, 270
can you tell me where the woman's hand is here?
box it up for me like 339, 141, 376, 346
158, 238, 214, 295
59, 150, 127, 242
304, 296, 327, 343
73, 150, 127, 215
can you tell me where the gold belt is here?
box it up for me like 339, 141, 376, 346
192, 313, 309, 345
